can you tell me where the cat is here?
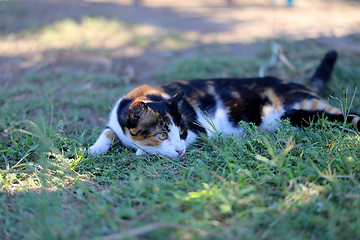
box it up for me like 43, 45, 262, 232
89, 50, 360, 158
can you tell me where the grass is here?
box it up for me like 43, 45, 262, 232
0, 14, 197, 57
1, 44, 360, 239
1, 9, 360, 239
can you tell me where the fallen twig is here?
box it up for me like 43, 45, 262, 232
93, 222, 180, 240
259, 41, 299, 77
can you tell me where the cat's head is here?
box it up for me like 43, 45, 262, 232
125, 92, 187, 158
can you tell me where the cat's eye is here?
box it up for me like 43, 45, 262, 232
157, 132, 168, 140
179, 128, 185, 135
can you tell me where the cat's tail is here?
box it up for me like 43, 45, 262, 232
309, 50, 338, 96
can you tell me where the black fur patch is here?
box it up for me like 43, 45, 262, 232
117, 98, 133, 132
281, 110, 346, 127
178, 100, 206, 135
146, 101, 170, 115
146, 94, 165, 101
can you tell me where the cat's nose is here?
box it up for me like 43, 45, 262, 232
176, 148, 184, 156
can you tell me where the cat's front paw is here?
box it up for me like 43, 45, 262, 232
136, 149, 146, 156
89, 129, 115, 156
88, 145, 107, 156
89, 143, 109, 156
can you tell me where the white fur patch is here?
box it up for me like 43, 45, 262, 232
90, 97, 135, 156
259, 105, 285, 132
195, 101, 244, 138
89, 129, 113, 155
108, 98, 134, 149
185, 130, 198, 145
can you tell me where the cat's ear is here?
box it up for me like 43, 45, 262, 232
168, 91, 184, 107
129, 101, 148, 121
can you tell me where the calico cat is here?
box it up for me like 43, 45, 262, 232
90, 50, 360, 158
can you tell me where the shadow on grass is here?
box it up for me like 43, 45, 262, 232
0, 0, 246, 35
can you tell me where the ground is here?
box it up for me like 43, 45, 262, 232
1, 1, 360, 239
1, 0, 360, 85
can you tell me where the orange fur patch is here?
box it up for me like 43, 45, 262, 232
125, 107, 171, 147
105, 129, 118, 142
126, 85, 170, 101
311, 100, 319, 110
293, 99, 342, 115
231, 91, 242, 100
264, 88, 283, 114
226, 101, 246, 112
125, 128, 162, 146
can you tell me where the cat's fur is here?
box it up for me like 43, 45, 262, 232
90, 50, 360, 158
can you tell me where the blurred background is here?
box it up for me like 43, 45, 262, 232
1, 0, 359, 84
